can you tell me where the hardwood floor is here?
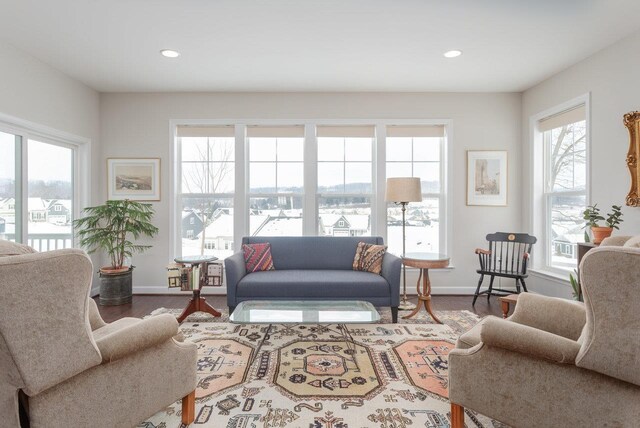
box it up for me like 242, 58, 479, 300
94, 294, 504, 323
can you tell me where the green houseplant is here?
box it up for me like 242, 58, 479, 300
74, 200, 158, 305
582, 204, 624, 244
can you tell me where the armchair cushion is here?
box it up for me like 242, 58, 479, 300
623, 235, 640, 248
480, 316, 581, 364
508, 293, 585, 340
600, 235, 632, 246
93, 314, 179, 363
0, 240, 36, 257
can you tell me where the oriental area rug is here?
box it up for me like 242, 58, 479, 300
140, 310, 506, 428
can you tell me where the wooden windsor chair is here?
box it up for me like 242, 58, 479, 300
472, 232, 537, 305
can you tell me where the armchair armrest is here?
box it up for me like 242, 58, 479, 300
224, 251, 247, 307
381, 253, 402, 307
480, 316, 581, 364
475, 248, 491, 255
509, 293, 585, 340
94, 314, 179, 363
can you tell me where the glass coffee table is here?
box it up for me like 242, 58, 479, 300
230, 300, 380, 367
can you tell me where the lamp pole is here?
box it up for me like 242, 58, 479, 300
398, 201, 415, 311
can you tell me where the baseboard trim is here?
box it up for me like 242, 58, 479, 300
130, 286, 478, 296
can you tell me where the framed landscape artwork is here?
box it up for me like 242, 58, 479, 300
466, 150, 508, 206
107, 158, 161, 201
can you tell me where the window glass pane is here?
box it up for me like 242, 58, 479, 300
386, 162, 412, 178
548, 121, 587, 192
387, 198, 439, 255
27, 140, 73, 251
249, 197, 303, 236
0, 132, 17, 242
182, 162, 208, 193
317, 137, 344, 161
413, 137, 440, 161
250, 138, 276, 162
277, 138, 304, 161
318, 197, 371, 236
277, 163, 304, 193
181, 197, 233, 259
250, 163, 276, 193
318, 162, 344, 193
209, 162, 235, 194
414, 162, 440, 193
345, 138, 372, 161
549, 194, 586, 269
386, 138, 412, 161
345, 163, 372, 193
181, 137, 208, 162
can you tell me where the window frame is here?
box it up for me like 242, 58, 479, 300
529, 94, 591, 276
0, 112, 91, 249
170, 119, 452, 268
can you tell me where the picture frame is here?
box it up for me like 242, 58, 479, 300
624, 111, 640, 207
107, 158, 161, 201
466, 150, 508, 206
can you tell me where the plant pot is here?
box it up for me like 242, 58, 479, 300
99, 267, 133, 306
591, 226, 613, 245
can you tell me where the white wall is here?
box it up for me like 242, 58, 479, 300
100, 92, 522, 295
522, 29, 640, 297
0, 39, 101, 291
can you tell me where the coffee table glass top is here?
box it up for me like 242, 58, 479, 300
230, 300, 380, 324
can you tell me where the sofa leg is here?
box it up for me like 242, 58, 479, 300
182, 390, 195, 425
391, 307, 398, 323
451, 402, 464, 428
228, 306, 235, 315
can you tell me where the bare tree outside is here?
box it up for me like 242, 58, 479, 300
181, 137, 234, 255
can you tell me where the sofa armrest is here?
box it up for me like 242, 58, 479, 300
225, 251, 247, 307
480, 316, 581, 364
509, 293, 585, 340
94, 314, 179, 363
381, 253, 402, 306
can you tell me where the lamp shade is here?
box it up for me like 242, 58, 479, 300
385, 177, 422, 202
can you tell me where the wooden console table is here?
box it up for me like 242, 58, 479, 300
174, 255, 222, 323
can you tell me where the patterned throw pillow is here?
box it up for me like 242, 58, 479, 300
352, 242, 386, 275
242, 243, 275, 273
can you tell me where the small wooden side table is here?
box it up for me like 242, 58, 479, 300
174, 255, 222, 323
499, 294, 520, 319
401, 252, 450, 324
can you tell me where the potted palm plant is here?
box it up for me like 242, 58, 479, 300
583, 204, 624, 244
74, 200, 159, 305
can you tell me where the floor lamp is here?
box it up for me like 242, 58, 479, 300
385, 177, 422, 311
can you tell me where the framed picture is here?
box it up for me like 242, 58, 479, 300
467, 150, 508, 206
107, 158, 160, 201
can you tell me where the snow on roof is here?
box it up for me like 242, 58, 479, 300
253, 216, 303, 236
198, 213, 233, 239
49, 199, 72, 210
343, 214, 369, 230
28, 198, 48, 211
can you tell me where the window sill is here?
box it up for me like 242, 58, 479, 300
529, 268, 570, 284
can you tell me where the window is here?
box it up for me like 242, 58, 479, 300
178, 126, 235, 259
539, 104, 587, 270
0, 131, 19, 241
317, 126, 374, 237
248, 126, 304, 236
386, 125, 445, 255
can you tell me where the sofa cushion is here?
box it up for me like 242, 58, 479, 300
352, 242, 386, 274
242, 236, 385, 270
0, 239, 37, 257
236, 269, 390, 298
242, 243, 275, 272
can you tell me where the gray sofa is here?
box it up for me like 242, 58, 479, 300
225, 236, 402, 322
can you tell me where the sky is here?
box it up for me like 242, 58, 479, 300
0, 132, 72, 182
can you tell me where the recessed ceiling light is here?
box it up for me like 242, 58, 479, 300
160, 49, 180, 58
443, 50, 462, 58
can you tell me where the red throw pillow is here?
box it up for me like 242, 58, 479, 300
242, 243, 275, 273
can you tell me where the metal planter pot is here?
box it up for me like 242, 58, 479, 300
99, 268, 133, 306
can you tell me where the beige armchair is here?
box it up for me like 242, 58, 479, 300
449, 244, 640, 427
0, 247, 198, 428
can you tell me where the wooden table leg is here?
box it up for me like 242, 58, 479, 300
177, 260, 222, 323
501, 300, 510, 319
403, 269, 423, 319
403, 268, 442, 324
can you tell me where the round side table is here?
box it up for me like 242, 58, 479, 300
174, 255, 222, 323
401, 252, 450, 324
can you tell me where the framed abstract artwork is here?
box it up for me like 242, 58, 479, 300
107, 158, 161, 201
466, 150, 508, 206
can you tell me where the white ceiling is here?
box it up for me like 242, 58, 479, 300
1, 0, 639, 93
